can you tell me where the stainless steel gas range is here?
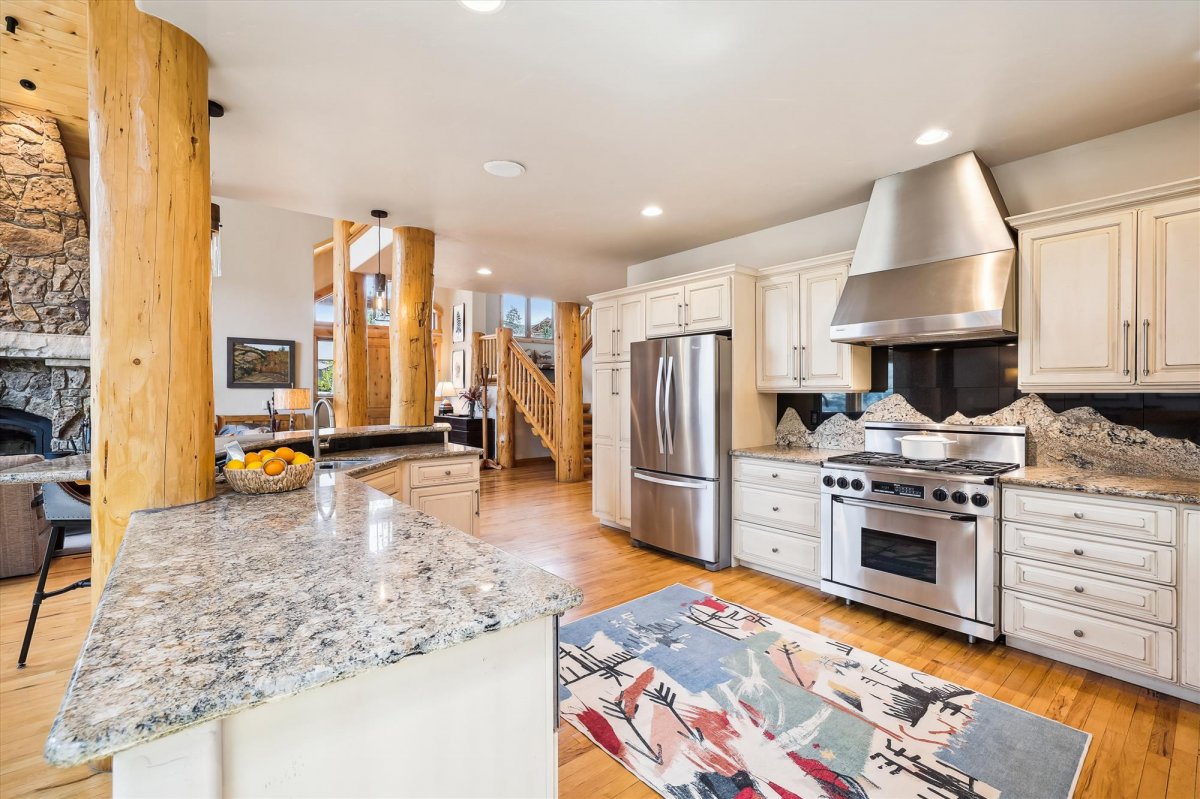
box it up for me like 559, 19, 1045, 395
820, 422, 1026, 642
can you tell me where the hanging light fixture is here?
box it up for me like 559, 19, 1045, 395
370, 209, 389, 321
210, 202, 222, 277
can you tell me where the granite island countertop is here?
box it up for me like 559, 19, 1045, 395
1000, 465, 1200, 506
0, 453, 91, 484
44, 442, 580, 768
730, 444, 858, 465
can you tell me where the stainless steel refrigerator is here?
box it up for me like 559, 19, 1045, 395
630, 334, 732, 570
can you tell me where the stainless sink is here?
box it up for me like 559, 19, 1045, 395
315, 457, 382, 472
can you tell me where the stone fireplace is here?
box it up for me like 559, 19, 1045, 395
0, 106, 91, 453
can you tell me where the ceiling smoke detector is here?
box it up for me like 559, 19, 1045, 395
483, 160, 525, 178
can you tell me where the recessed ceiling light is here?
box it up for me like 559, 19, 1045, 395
483, 160, 525, 178
476, 267, 492, 275
915, 128, 951, 146
459, 0, 505, 12
641, 205, 663, 217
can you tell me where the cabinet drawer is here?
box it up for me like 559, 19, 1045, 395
1002, 556, 1175, 625
734, 521, 819, 579
1003, 487, 1175, 543
359, 466, 400, 496
1002, 521, 1175, 583
733, 482, 820, 534
732, 458, 820, 494
409, 457, 479, 488
1003, 592, 1175, 679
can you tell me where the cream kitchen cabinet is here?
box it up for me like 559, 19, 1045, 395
645, 276, 733, 338
356, 456, 481, 536
410, 484, 480, 536
1009, 180, 1200, 392
1182, 509, 1200, 690
591, 363, 631, 529
591, 441, 631, 527
645, 285, 687, 337
592, 295, 646, 364
732, 456, 822, 586
755, 252, 871, 392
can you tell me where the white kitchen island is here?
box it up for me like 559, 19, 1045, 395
44, 449, 581, 798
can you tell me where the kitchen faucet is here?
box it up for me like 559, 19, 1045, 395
311, 397, 335, 457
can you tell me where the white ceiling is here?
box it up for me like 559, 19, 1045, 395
140, 0, 1200, 302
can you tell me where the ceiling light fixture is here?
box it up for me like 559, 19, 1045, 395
476, 267, 492, 275
915, 128, 951, 146
483, 160, 525, 178
370, 209, 390, 320
641, 205, 663, 217
459, 0, 506, 13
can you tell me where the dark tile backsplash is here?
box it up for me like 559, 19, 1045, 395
778, 341, 1200, 444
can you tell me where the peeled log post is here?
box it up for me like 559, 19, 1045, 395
332, 219, 367, 426
555, 303, 584, 482
389, 227, 436, 426
88, 0, 214, 598
494, 327, 515, 468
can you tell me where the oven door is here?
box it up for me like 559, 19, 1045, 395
828, 495, 977, 619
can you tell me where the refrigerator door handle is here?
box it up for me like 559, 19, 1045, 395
634, 471, 706, 489
654, 356, 665, 454
663, 356, 675, 454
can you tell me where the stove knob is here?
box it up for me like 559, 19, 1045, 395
836, 477, 849, 489
951, 490, 968, 505
822, 475, 835, 488
970, 493, 989, 508
850, 478, 864, 491
931, 487, 949, 502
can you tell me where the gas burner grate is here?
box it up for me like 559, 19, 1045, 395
825, 452, 1020, 477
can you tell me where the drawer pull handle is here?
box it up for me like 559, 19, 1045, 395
1073, 629, 1084, 638
1072, 512, 1084, 519
444, 469, 452, 476
1074, 585, 1085, 593
772, 506, 780, 512
770, 547, 779, 554
1073, 548, 1084, 556
771, 473, 779, 478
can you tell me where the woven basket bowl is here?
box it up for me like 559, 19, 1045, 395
224, 457, 315, 495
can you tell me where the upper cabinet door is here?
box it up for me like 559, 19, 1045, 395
684, 276, 733, 332
1137, 196, 1200, 387
645, 285, 686, 338
592, 366, 617, 443
755, 274, 800, 390
1018, 211, 1137, 389
799, 263, 870, 391
615, 296, 646, 359
591, 300, 617, 363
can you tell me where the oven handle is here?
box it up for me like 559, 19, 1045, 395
832, 495, 976, 523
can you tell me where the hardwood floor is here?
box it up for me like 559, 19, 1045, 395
0, 463, 1196, 798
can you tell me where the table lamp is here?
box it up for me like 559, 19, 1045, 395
435, 381, 457, 414
273, 388, 313, 431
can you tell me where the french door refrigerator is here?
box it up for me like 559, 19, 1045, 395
630, 334, 732, 570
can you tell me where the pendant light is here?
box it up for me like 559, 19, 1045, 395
370, 209, 389, 321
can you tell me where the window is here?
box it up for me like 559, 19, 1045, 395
316, 338, 334, 395
502, 295, 554, 340
315, 296, 334, 324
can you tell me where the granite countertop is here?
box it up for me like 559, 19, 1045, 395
730, 445, 857, 465
0, 453, 91, 484
44, 443, 580, 767
1001, 466, 1200, 506
332, 442, 482, 478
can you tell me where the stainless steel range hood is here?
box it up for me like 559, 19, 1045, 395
830, 152, 1016, 345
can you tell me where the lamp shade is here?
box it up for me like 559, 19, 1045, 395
435, 381, 457, 399
273, 387, 312, 411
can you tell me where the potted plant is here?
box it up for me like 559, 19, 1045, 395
458, 385, 483, 418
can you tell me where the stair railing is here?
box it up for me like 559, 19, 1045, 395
505, 338, 557, 453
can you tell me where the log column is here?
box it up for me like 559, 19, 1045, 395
389, 227, 436, 426
494, 326, 515, 468
89, 0, 214, 596
554, 303, 584, 482
332, 219, 367, 426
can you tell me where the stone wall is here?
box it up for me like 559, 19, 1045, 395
0, 105, 90, 335
0, 359, 89, 452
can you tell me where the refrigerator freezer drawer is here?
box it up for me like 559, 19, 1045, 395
631, 470, 721, 564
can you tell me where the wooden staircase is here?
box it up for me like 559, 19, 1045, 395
582, 402, 592, 473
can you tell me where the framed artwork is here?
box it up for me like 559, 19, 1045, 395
452, 349, 466, 388
452, 303, 466, 343
227, 337, 296, 389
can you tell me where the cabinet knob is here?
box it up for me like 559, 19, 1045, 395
444, 469, 452, 476
1072, 511, 1084, 519
1073, 548, 1084, 556
770, 547, 779, 554
771, 472, 779, 478
771, 506, 780, 512
1074, 585, 1085, 593
1073, 629, 1084, 638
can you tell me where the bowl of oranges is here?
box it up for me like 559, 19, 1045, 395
223, 447, 315, 495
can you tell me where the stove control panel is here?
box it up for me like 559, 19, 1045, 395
820, 464, 997, 518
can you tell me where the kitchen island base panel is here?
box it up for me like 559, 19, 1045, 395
112, 616, 558, 799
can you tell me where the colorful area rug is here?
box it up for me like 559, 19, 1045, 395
559, 584, 1090, 799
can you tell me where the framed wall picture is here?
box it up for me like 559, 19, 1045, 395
452, 303, 466, 343
452, 348, 466, 388
227, 337, 296, 389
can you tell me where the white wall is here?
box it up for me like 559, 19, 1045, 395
211, 196, 330, 415
628, 110, 1200, 284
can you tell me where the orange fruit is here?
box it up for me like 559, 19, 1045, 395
263, 459, 286, 476
244, 451, 262, 464
258, 449, 275, 461
292, 452, 311, 466
275, 447, 295, 463
246, 461, 263, 470
225, 460, 245, 471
